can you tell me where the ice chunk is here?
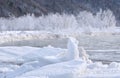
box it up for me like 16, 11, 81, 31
67, 37, 80, 60
15, 60, 86, 78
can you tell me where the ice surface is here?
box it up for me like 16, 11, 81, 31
9, 31, 118, 63
0, 37, 119, 78
15, 60, 86, 78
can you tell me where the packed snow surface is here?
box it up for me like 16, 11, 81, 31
0, 37, 120, 78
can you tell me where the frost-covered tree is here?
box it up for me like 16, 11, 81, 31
0, 9, 117, 33
76, 9, 116, 33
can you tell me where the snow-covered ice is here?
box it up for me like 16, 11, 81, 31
0, 37, 119, 78
15, 60, 86, 78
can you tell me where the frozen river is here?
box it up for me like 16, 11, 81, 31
0, 31, 120, 78
0, 31, 119, 64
